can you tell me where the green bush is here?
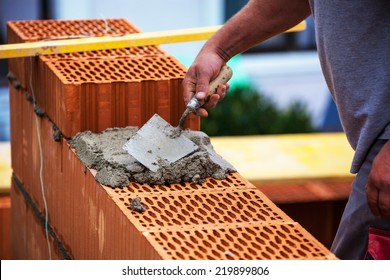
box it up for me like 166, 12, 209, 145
201, 86, 315, 136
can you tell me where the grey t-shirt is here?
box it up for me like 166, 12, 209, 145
309, 0, 390, 173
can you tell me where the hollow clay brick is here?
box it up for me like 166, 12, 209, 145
9, 94, 336, 259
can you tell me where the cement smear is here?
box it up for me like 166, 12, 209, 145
70, 126, 236, 187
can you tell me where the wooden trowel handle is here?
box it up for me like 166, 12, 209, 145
186, 65, 233, 111
206, 65, 233, 100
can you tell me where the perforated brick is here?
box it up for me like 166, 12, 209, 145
7, 19, 140, 43
39, 46, 166, 62
47, 56, 185, 84
145, 223, 335, 260
107, 173, 251, 196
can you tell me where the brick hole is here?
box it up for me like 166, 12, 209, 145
225, 178, 233, 183
213, 230, 222, 238
237, 237, 248, 247
239, 214, 250, 222
168, 204, 178, 213
148, 211, 157, 219
161, 215, 171, 223
247, 247, 257, 256
205, 182, 214, 188
280, 225, 291, 233
209, 178, 218, 184
184, 240, 195, 249
242, 192, 252, 199
124, 202, 129, 207
210, 249, 220, 259
159, 233, 168, 241
226, 192, 235, 199
222, 197, 232, 205
276, 230, 287, 239
210, 212, 220, 221
214, 207, 224, 215
265, 246, 275, 255
228, 228, 239, 237
119, 197, 124, 201
223, 216, 233, 223
219, 203, 228, 211
144, 197, 154, 205
264, 227, 273, 235
242, 209, 253, 218
226, 210, 237, 219
233, 243, 244, 251
225, 253, 235, 260
161, 196, 170, 204
206, 217, 215, 223
198, 245, 207, 254
193, 212, 204, 221
300, 244, 310, 252
163, 209, 173, 218
216, 244, 225, 252
220, 239, 229, 247
193, 250, 203, 258
142, 216, 152, 223
171, 218, 182, 225
181, 209, 189, 216
156, 201, 165, 209
202, 239, 212, 248
175, 252, 185, 259
252, 241, 263, 251
198, 208, 207, 216
260, 232, 270, 240
189, 183, 199, 189
221, 181, 230, 187
259, 209, 271, 217
225, 234, 234, 243
189, 218, 198, 224
285, 240, 296, 248
151, 205, 162, 214
167, 242, 176, 250
297, 249, 307, 257
274, 235, 282, 244
189, 199, 199, 208
159, 185, 168, 192
139, 73, 148, 79
189, 235, 199, 244
269, 241, 280, 250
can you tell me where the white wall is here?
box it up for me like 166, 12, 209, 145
51, 0, 224, 58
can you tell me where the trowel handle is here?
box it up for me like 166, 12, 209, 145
187, 65, 233, 111
206, 65, 233, 100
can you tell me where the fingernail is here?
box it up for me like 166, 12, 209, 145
196, 91, 206, 99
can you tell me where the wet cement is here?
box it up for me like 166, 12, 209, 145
70, 126, 236, 187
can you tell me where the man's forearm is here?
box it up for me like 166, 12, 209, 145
202, 0, 311, 61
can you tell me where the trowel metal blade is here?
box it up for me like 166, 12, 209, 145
122, 114, 199, 172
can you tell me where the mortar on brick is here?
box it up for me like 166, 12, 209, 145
70, 126, 236, 187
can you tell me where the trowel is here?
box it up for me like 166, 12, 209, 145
122, 65, 233, 172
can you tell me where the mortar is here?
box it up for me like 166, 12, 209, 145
70, 126, 236, 187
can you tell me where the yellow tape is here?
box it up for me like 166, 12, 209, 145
0, 22, 305, 59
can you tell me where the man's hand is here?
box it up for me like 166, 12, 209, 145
182, 52, 229, 117
366, 139, 390, 217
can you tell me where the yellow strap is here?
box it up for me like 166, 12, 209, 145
0, 22, 305, 59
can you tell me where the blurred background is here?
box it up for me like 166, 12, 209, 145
0, 0, 343, 142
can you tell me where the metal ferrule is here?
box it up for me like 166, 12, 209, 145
187, 97, 201, 112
